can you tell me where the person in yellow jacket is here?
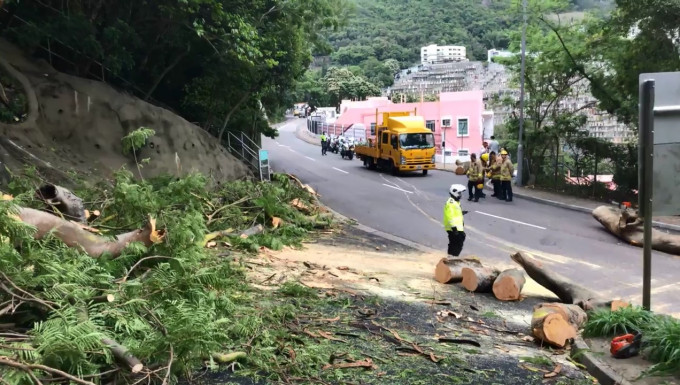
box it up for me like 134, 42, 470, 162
488, 151, 501, 198
443, 184, 468, 256
499, 149, 514, 202
466, 153, 483, 202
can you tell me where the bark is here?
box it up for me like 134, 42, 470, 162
16, 207, 164, 258
592, 205, 680, 255
510, 251, 627, 311
36, 184, 86, 223
461, 267, 500, 293
101, 338, 144, 373
434, 257, 483, 284
531, 303, 587, 348
202, 224, 264, 246
492, 268, 526, 301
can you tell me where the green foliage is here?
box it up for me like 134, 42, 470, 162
3, 0, 348, 143
0, 169, 333, 383
278, 282, 318, 298
583, 306, 656, 337
0, 68, 28, 124
121, 127, 156, 155
322, 66, 382, 107
644, 316, 680, 375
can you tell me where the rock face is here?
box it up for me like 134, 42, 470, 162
0, 38, 250, 185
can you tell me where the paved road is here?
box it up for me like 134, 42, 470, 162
263, 119, 680, 316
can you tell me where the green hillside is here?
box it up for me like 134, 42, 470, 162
327, 0, 519, 64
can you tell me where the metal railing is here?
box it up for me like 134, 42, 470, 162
306, 119, 368, 139
227, 132, 261, 175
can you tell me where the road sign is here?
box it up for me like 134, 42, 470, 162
259, 149, 270, 182
639, 72, 680, 216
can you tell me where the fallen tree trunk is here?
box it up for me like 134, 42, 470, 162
511, 251, 628, 311
492, 269, 526, 301
16, 207, 164, 258
35, 184, 86, 222
434, 257, 483, 284
592, 205, 680, 255
461, 267, 499, 293
531, 303, 587, 348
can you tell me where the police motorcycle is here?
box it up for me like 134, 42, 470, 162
328, 136, 340, 154
340, 137, 355, 160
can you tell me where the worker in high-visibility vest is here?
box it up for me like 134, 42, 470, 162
500, 149, 514, 202
443, 183, 468, 257
320, 132, 328, 155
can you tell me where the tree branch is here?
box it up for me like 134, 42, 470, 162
0, 357, 95, 385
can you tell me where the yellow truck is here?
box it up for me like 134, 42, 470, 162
355, 111, 436, 175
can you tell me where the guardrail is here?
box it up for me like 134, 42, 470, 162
306, 119, 368, 139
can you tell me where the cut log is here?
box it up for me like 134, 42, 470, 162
461, 267, 499, 292
510, 251, 628, 311
15, 207, 164, 258
592, 205, 680, 255
531, 303, 587, 348
35, 184, 87, 223
492, 269, 526, 301
434, 256, 483, 284
101, 338, 144, 373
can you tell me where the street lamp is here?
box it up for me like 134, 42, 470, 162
516, 0, 528, 187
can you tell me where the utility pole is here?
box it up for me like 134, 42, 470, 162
516, 0, 528, 187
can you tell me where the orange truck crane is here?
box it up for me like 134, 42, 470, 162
355, 110, 436, 175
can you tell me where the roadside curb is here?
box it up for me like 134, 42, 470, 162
435, 167, 680, 234
295, 125, 321, 147
572, 337, 632, 385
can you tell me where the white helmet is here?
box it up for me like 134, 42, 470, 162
449, 183, 467, 199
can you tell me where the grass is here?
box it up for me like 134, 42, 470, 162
583, 305, 656, 337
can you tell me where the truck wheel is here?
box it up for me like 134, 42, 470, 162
368, 158, 377, 170
422, 169, 428, 176
391, 162, 399, 176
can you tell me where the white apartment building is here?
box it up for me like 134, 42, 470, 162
421, 44, 466, 65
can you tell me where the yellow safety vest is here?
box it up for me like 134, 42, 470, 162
443, 198, 464, 232
320, 134, 327, 141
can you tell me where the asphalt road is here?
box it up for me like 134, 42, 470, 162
263, 118, 680, 316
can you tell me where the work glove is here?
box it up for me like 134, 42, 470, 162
462, 210, 469, 215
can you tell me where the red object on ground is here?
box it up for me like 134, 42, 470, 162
622, 201, 631, 208
610, 332, 642, 358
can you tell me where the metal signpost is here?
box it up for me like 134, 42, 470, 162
638, 72, 680, 310
259, 149, 270, 182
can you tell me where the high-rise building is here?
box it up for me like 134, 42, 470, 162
420, 44, 467, 65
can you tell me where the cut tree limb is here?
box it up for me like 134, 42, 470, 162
461, 267, 499, 292
510, 251, 627, 311
434, 256, 483, 284
492, 269, 526, 301
16, 207, 164, 258
35, 184, 87, 223
101, 338, 144, 373
592, 205, 680, 255
201, 224, 264, 246
531, 303, 587, 348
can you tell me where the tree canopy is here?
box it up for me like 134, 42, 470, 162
0, 0, 348, 141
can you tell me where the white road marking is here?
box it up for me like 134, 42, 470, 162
304, 156, 316, 162
332, 167, 349, 174
288, 148, 297, 153
382, 183, 413, 194
474, 211, 547, 230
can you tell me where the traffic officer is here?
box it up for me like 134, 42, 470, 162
320, 131, 328, 155
499, 149, 514, 202
443, 184, 468, 257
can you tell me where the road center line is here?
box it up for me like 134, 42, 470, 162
382, 183, 413, 194
288, 148, 297, 153
474, 211, 547, 230
332, 167, 349, 174
304, 156, 316, 162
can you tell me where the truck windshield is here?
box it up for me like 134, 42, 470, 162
399, 133, 434, 149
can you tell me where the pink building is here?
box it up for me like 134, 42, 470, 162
333, 91, 494, 162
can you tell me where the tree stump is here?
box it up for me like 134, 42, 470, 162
434, 257, 482, 284
461, 267, 499, 293
531, 303, 587, 348
492, 269, 526, 301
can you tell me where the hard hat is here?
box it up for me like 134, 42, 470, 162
477, 183, 484, 189
481, 153, 489, 162
500, 149, 508, 155
449, 183, 467, 199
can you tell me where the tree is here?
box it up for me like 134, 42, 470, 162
322, 66, 381, 107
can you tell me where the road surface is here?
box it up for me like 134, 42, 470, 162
262, 118, 680, 316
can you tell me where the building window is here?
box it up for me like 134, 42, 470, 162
425, 120, 435, 131
442, 118, 451, 127
370, 123, 376, 135
458, 149, 469, 156
457, 118, 469, 136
